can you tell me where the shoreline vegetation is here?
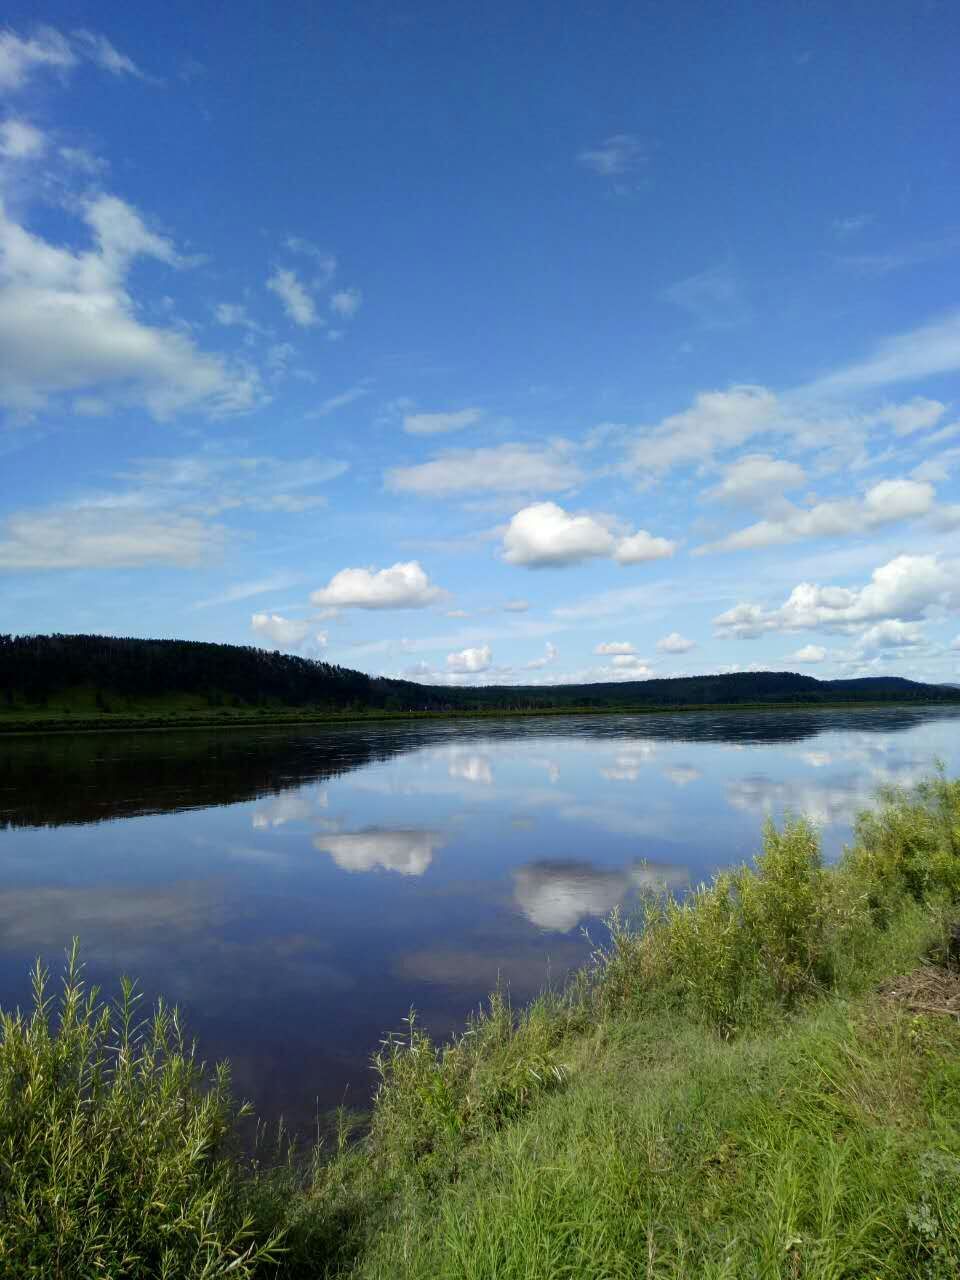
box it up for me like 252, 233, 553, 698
3, 776, 960, 1275
2, 633, 958, 738
4, 696, 960, 738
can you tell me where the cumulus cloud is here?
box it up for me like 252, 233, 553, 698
0, 118, 46, 159
386, 444, 582, 497
656, 632, 695, 654
250, 613, 319, 650
790, 644, 827, 663
855, 620, 924, 652
0, 194, 261, 418
314, 829, 443, 876
0, 504, 224, 570
310, 560, 444, 609
610, 654, 652, 673
617, 529, 677, 564
267, 267, 318, 326
698, 479, 935, 554
402, 407, 483, 436
714, 554, 956, 639
595, 641, 635, 655
446, 644, 492, 673
501, 502, 675, 568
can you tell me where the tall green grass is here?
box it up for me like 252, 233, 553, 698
1, 774, 959, 1276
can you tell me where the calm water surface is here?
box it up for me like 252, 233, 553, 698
1, 707, 958, 1128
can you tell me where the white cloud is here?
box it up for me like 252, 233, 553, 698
447, 644, 492, 673
878, 397, 946, 436
856, 620, 924, 652
72, 29, 146, 79
790, 644, 827, 663
386, 444, 582, 497
525, 641, 558, 669
656, 632, 695, 654
616, 529, 677, 564
578, 134, 645, 177
809, 310, 960, 393
314, 829, 442, 876
951, 635, 960, 651
250, 613, 317, 649
663, 262, 750, 328
305, 383, 372, 418
699, 479, 935, 554
403, 407, 483, 436
214, 302, 253, 327
0, 26, 75, 90
0, 194, 261, 419
124, 452, 347, 515
627, 385, 778, 478
330, 287, 361, 318
310, 560, 444, 609
193, 572, 304, 609
0, 505, 224, 570
267, 267, 318, 326
0, 118, 46, 159
504, 502, 614, 566
611, 654, 652, 674
59, 145, 107, 174
284, 236, 337, 283
503, 598, 529, 612
705, 454, 806, 504
714, 554, 957, 639
595, 641, 635, 655
502, 502, 675, 568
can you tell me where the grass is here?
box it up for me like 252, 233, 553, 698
2, 774, 960, 1276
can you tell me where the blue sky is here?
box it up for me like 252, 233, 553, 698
1, 2, 958, 686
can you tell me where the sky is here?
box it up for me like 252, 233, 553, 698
1, 2, 959, 688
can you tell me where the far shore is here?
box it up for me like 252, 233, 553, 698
2, 696, 958, 738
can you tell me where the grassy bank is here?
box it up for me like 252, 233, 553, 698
3, 776, 960, 1276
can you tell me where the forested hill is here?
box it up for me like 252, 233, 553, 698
2, 634, 958, 719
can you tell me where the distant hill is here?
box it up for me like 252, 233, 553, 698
1, 633, 958, 720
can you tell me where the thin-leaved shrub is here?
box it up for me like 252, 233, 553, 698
0, 942, 283, 1278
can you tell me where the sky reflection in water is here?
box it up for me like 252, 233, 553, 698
0, 708, 957, 1129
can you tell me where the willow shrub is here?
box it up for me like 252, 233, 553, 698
844, 772, 960, 921
592, 778, 960, 1037
0, 943, 283, 1279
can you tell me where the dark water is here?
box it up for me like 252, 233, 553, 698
1, 707, 958, 1129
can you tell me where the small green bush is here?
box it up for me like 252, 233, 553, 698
0, 942, 282, 1278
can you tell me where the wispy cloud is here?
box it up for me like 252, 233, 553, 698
662, 262, 751, 328
578, 133, 646, 177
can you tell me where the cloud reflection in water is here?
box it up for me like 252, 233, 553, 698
313, 829, 444, 876
513, 858, 688, 932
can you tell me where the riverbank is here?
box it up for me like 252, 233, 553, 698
2, 695, 959, 736
3, 774, 960, 1276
